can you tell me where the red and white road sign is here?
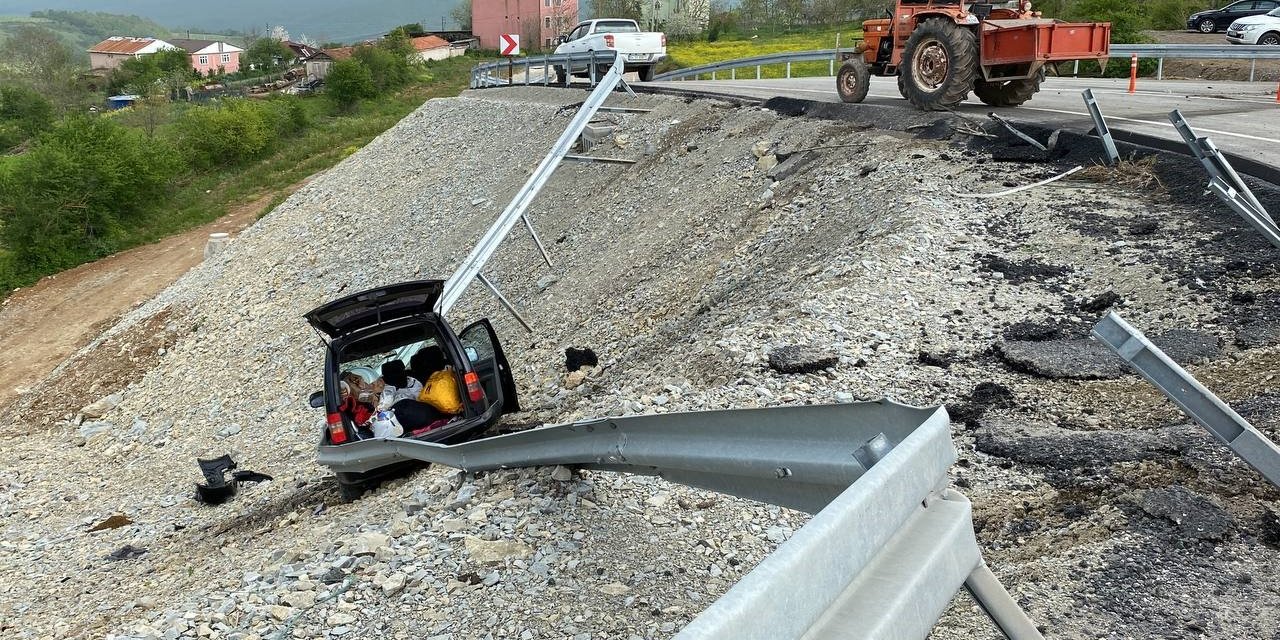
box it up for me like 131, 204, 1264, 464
500, 34, 520, 56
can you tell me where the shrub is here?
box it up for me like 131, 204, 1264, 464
171, 99, 278, 168
326, 59, 377, 110
0, 85, 55, 151
0, 116, 183, 282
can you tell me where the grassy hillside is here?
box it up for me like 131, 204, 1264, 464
0, 10, 172, 56
660, 24, 863, 79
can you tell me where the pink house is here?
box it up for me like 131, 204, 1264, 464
170, 38, 244, 76
473, 0, 579, 51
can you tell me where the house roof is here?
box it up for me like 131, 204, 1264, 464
312, 46, 355, 61
170, 38, 245, 55
284, 40, 319, 58
88, 36, 171, 55
410, 35, 451, 51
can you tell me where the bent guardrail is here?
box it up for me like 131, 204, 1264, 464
646, 43, 1280, 83
318, 400, 1044, 639
470, 49, 626, 89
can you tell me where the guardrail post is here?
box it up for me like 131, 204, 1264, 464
756, 65, 761, 79
786, 61, 792, 78
1073, 60, 1079, 78
1128, 53, 1137, 93
829, 57, 834, 76
1157, 58, 1164, 81
589, 50, 597, 86
544, 59, 549, 86
1250, 58, 1257, 82
712, 70, 717, 80
731, 68, 736, 80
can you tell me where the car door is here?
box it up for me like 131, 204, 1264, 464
1226, 1, 1256, 21
565, 24, 589, 53
458, 319, 520, 414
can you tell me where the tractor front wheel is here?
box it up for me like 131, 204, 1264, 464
900, 18, 979, 111
837, 59, 871, 103
974, 70, 1045, 107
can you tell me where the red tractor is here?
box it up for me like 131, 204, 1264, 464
838, 1, 1111, 110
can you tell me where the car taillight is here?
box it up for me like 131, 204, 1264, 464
604, 34, 615, 48
326, 412, 348, 444
464, 371, 485, 402
661, 34, 667, 47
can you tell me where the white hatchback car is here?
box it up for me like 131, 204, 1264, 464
1227, 7, 1280, 44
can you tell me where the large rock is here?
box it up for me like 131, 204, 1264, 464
974, 418, 1204, 468
768, 345, 837, 374
464, 536, 533, 564
80, 393, 122, 418
997, 329, 1221, 379
349, 532, 389, 557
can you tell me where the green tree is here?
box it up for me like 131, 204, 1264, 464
0, 25, 83, 109
353, 42, 413, 92
395, 22, 426, 34
325, 59, 377, 110
108, 48, 195, 96
245, 37, 294, 69
0, 86, 55, 151
0, 116, 183, 281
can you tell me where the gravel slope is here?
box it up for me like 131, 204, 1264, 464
1, 86, 1278, 640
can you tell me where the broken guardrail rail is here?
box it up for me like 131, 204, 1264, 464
1093, 312, 1280, 489
318, 400, 1044, 639
1169, 109, 1279, 250
470, 50, 636, 90
440, 51, 629, 323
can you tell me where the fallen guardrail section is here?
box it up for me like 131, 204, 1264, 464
1170, 109, 1279, 250
440, 52, 629, 324
319, 400, 1044, 639
1093, 313, 1280, 489
649, 44, 1280, 82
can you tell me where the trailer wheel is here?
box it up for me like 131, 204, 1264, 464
837, 59, 871, 103
974, 70, 1045, 107
900, 18, 979, 111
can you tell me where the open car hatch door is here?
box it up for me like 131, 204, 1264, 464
304, 280, 444, 338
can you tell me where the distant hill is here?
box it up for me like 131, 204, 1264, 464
0, 10, 173, 56
0, 0, 462, 44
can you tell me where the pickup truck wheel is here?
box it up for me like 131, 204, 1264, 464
554, 65, 567, 85
900, 18, 979, 111
1261, 32, 1280, 45
973, 70, 1044, 107
594, 64, 611, 81
836, 59, 871, 103
638, 65, 655, 82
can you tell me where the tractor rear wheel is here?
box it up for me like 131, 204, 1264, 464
900, 18, 979, 111
974, 70, 1045, 107
837, 59, 871, 103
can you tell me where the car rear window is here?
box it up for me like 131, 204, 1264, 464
595, 20, 640, 33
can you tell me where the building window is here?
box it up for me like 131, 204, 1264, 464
545, 37, 552, 47
221, 53, 230, 64
544, 0, 551, 5
198, 55, 208, 65
545, 16, 552, 28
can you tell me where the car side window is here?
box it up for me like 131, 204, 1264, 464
570, 25, 586, 40
1256, 1, 1277, 9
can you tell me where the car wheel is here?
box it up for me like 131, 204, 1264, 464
1197, 18, 1216, 33
1261, 32, 1280, 45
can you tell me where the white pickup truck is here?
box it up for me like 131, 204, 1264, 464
552, 19, 666, 82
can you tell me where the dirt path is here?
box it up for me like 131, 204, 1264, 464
0, 184, 304, 397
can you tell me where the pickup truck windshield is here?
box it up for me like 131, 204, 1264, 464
594, 20, 640, 33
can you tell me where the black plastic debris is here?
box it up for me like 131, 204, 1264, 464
564, 347, 598, 371
195, 454, 273, 505
107, 544, 147, 561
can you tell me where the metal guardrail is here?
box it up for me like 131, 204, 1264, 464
1093, 313, 1280, 488
471, 49, 631, 89
647, 43, 1280, 83
318, 400, 1043, 639
441, 52, 627, 319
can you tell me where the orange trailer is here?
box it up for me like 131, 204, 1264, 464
838, 1, 1110, 110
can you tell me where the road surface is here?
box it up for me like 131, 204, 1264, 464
643, 76, 1279, 169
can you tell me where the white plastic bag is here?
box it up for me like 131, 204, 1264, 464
370, 410, 404, 438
